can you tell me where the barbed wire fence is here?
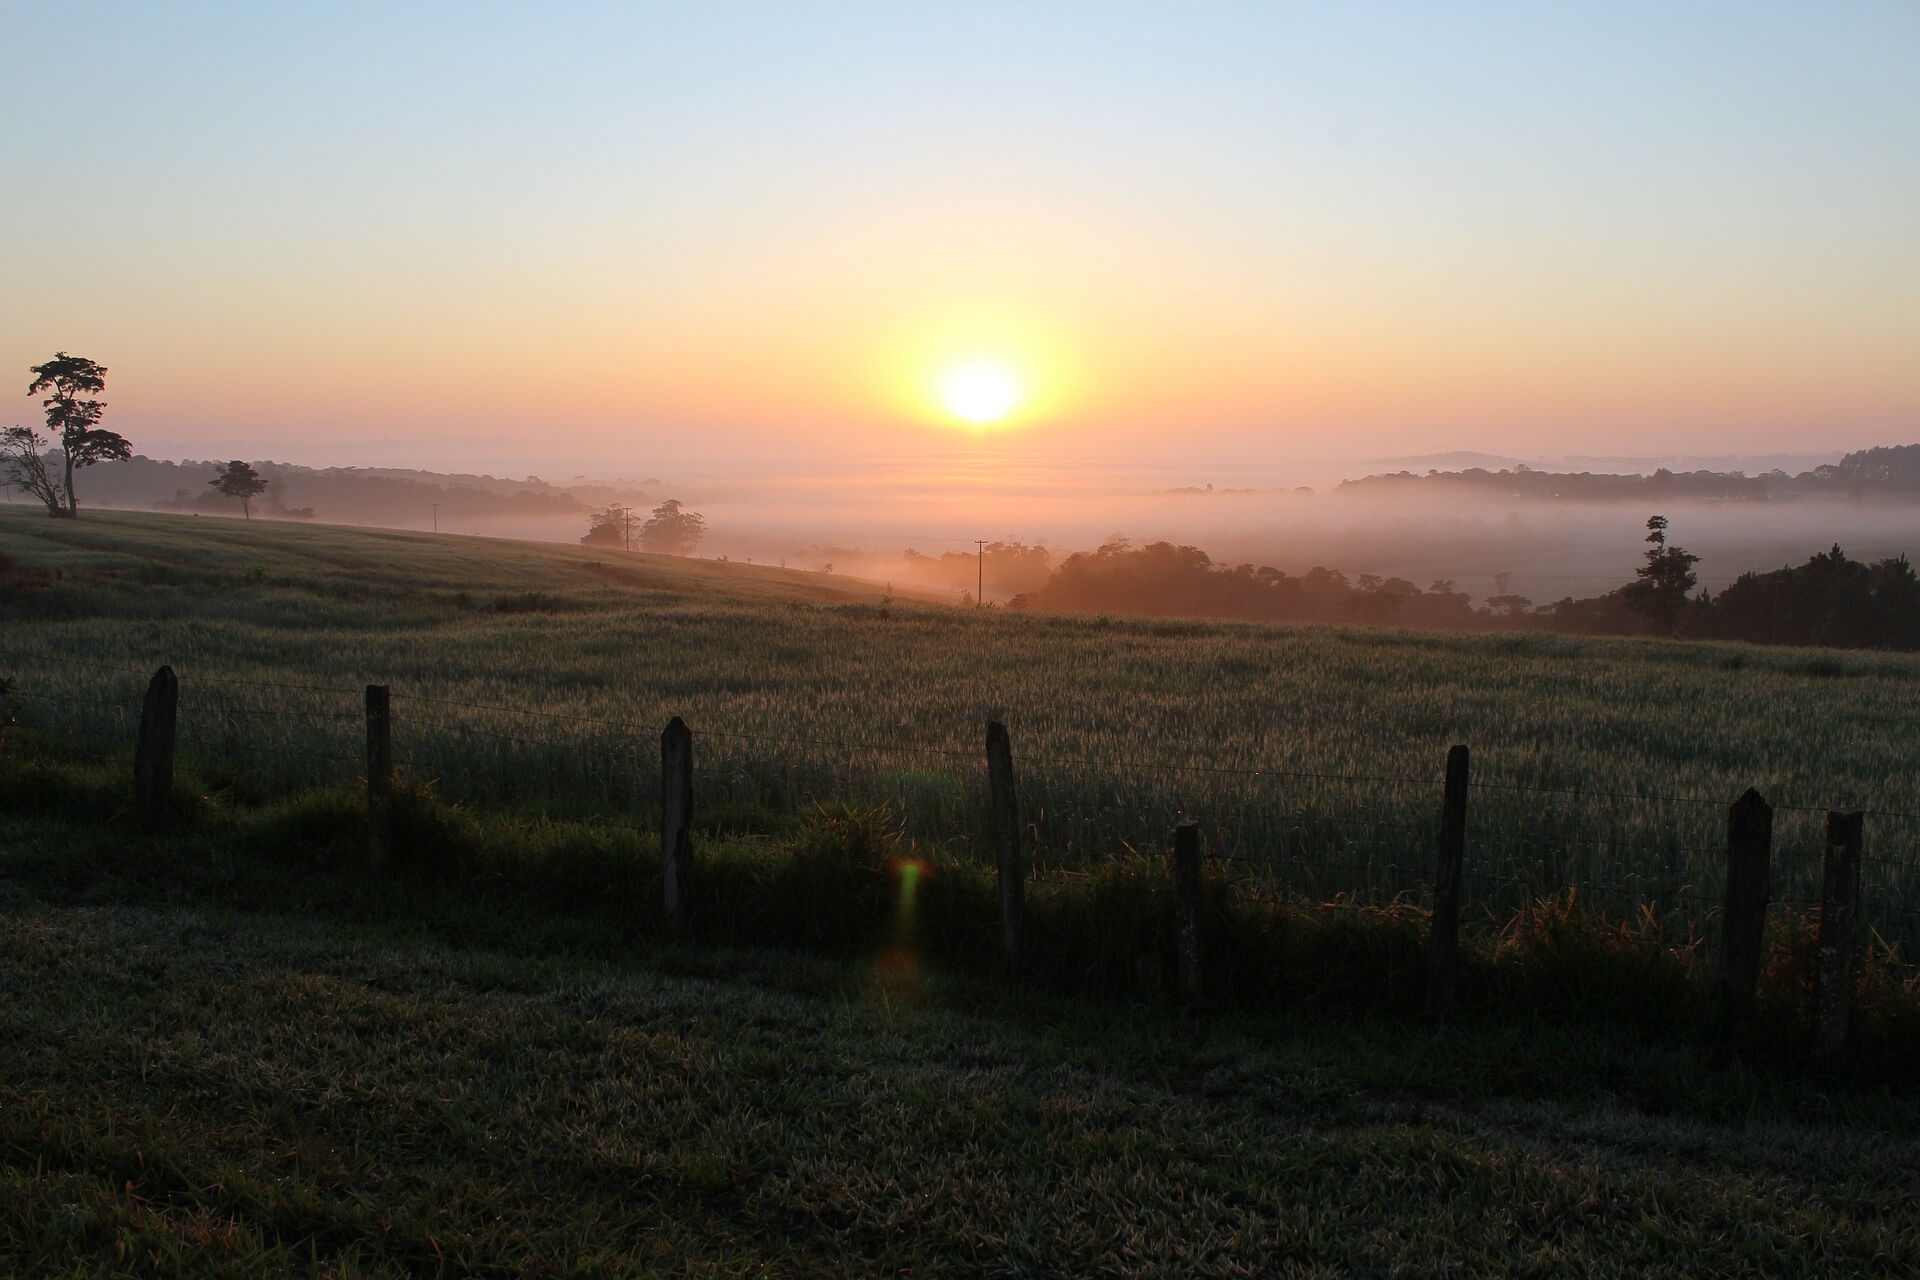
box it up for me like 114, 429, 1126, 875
5, 653, 1917, 968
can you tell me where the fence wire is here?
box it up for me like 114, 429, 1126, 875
6, 657, 1918, 952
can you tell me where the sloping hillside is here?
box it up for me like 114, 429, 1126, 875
0, 506, 905, 609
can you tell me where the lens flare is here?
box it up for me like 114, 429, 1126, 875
892, 857, 926, 933
869, 857, 930, 1003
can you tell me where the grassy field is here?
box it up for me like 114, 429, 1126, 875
3, 811, 1918, 1277
6, 507, 1920, 1274
5, 505, 1918, 943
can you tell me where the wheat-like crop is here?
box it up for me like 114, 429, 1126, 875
7, 506, 1918, 945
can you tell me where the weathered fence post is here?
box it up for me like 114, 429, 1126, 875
1172, 820, 1205, 1006
133, 665, 177, 829
1425, 744, 1470, 1020
662, 716, 694, 941
1713, 788, 1773, 1032
986, 720, 1024, 976
365, 684, 392, 873
1814, 809, 1864, 1054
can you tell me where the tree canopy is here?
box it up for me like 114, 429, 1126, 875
1, 425, 65, 515
209, 460, 269, 519
1030, 537, 1476, 628
581, 506, 629, 548
1692, 546, 1920, 649
27, 352, 130, 516
1617, 515, 1700, 634
639, 499, 706, 556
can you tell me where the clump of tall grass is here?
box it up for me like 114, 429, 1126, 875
1224, 895, 1433, 1013
1023, 854, 1180, 998
695, 802, 911, 955
1472, 892, 1699, 1037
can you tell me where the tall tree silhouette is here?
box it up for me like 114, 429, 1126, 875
209, 460, 269, 519
1621, 515, 1699, 634
27, 353, 130, 517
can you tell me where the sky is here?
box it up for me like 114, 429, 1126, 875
4, 1, 1916, 483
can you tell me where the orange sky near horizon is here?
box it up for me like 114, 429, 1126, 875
4, 4, 1915, 476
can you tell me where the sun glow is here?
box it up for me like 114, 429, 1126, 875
940, 361, 1021, 426
871, 311, 1080, 433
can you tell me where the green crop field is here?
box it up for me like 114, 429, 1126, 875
7, 506, 1920, 1275
5, 505, 1918, 946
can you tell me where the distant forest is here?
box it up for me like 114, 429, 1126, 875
1337, 444, 1920, 503
880, 444, 1920, 651
987, 528, 1920, 652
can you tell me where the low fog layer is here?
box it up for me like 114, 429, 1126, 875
50, 449, 1916, 611
682, 485, 1918, 609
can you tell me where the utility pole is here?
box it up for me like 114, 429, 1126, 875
975, 539, 987, 606
432, 503, 439, 532
623, 505, 637, 552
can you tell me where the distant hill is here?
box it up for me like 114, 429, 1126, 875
1556, 451, 1843, 475
1337, 444, 1920, 503
0, 504, 895, 609
49, 456, 664, 527
1368, 450, 1531, 471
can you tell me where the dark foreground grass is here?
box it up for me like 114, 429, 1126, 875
5, 819, 1920, 1278
4, 743, 1920, 1275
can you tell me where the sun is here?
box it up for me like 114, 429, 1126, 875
940, 361, 1021, 426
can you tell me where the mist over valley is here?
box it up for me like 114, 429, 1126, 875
52, 444, 1918, 616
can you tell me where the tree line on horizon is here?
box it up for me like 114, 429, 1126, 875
2, 353, 445, 525
147, 461, 588, 523
989, 518, 1920, 652
1336, 445, 1920, 503
5, 355, 657, 526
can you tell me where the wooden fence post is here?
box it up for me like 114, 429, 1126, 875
1426, 744, 1470, 1020
1713, 788, 1773, 1032
1172, 820, 1205, 1006
986, 720, 1024, 976
1814, 809, 1864, 1054
133, 665, 177, 830
365, 684, 391, 873
662, 716, 694, 941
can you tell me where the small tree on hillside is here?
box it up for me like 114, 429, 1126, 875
28, 353, 130, 517
209, 460, 268, 519
1, 425, 65, 514
639, 499, 706, 556
1622, 514, 1700, 634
